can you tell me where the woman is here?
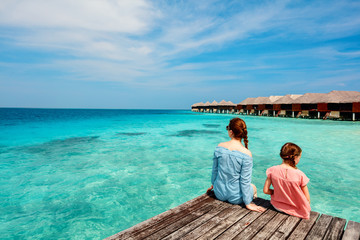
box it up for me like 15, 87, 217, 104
207, 118, 265, 213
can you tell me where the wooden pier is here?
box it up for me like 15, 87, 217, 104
106, 193, 360, 240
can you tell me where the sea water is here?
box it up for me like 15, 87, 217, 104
0, 108, 359, 239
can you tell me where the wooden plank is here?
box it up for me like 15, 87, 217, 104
144, 204, 214, 240
269, 215, 302, 240
305, 214, 333, 240
205, 198, 272, 240
180, 205, 245, 240
232, 209, 277, 240
214, 198, 270, 240
189, 206, 249, 240
252, 212, 289, 240
162, 203, 228, 240
216, 209, 263, 239
106, 195, 360, 240
202, 207, 250, 240
342, 221, 360, 240
105, 194, 212, 240
287, 211, 320, 240
131, 198, 214, 239
142, 199, 232, 239
323, 217, 346, 240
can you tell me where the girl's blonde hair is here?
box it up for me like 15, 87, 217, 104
280, 142, 302, 169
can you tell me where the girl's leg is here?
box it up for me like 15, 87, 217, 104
251, 184, 257, 198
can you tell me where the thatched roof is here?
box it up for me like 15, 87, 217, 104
218, 100, 227, 105
238, 97, 257, 105
204, 101, 211, 106
252, 97, 270, 104
226, 101, 236, 106
209, 100, 218, 106
273, 94, 302, 104
252, 96, 283, 104
291, 93, 327, 104
269, 96, 283, 103
191, 102, 204, 107
315, 91, 360, 103
218, 100, 236, 106
238, 96, 283, 105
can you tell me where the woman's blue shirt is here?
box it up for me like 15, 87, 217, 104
211, 146, 254, 205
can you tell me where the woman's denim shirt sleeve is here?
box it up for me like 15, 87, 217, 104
211, 152, 218, 185
240, 156, 253, 205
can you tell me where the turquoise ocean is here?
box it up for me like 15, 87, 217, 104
0, 108, 359, 239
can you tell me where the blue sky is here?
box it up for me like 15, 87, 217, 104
0, 0, 359, 109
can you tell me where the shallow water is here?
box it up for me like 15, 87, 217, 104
0, 108, 359, 239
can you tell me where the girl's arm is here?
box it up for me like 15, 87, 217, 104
301, 185, 310, 203
263, 177, 274, 195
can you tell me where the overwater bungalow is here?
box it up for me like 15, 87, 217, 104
191, 102, 204, 112
237, 96, 283, 116
291, 93, 327, 118
254, 96, 283, 116
202, 101, 210, 113
315, 90, 360, 120
272, 94, 302, 117
209, 100, 219, 113
191, 100, 237, 113
237, 97, 257, 115
191, 91, 360, 121
218, 100, 236, 113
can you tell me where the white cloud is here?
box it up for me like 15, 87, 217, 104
0, 0, 159, 63
0, 0, 359, 90
0, 0, 156, 33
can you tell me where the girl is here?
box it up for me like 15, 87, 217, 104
207, 118, 265, 213
263, 142, 311, 219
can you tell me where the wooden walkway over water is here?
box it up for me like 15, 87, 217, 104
106, 193, 360, 240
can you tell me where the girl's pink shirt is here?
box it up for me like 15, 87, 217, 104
266, 165, 311, 219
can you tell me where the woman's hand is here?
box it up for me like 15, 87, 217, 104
246, 203, 266, 213
206, 185, 213, 193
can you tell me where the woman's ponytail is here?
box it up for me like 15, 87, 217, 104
228, 118, 249, 149
243, 129, 248, 149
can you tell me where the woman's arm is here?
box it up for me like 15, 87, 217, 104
240, 159, 265, 212
263, 177, 274, 195
239, 159, 253, 205
301, 185, 310, 204
211, 153, 218, 185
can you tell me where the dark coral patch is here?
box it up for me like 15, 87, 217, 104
203, 124, 220, 128
24, 136, 101, 155
170, 130, 221, 137
117, 132, 147, 136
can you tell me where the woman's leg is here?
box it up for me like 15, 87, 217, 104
251, 184, 257, 198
